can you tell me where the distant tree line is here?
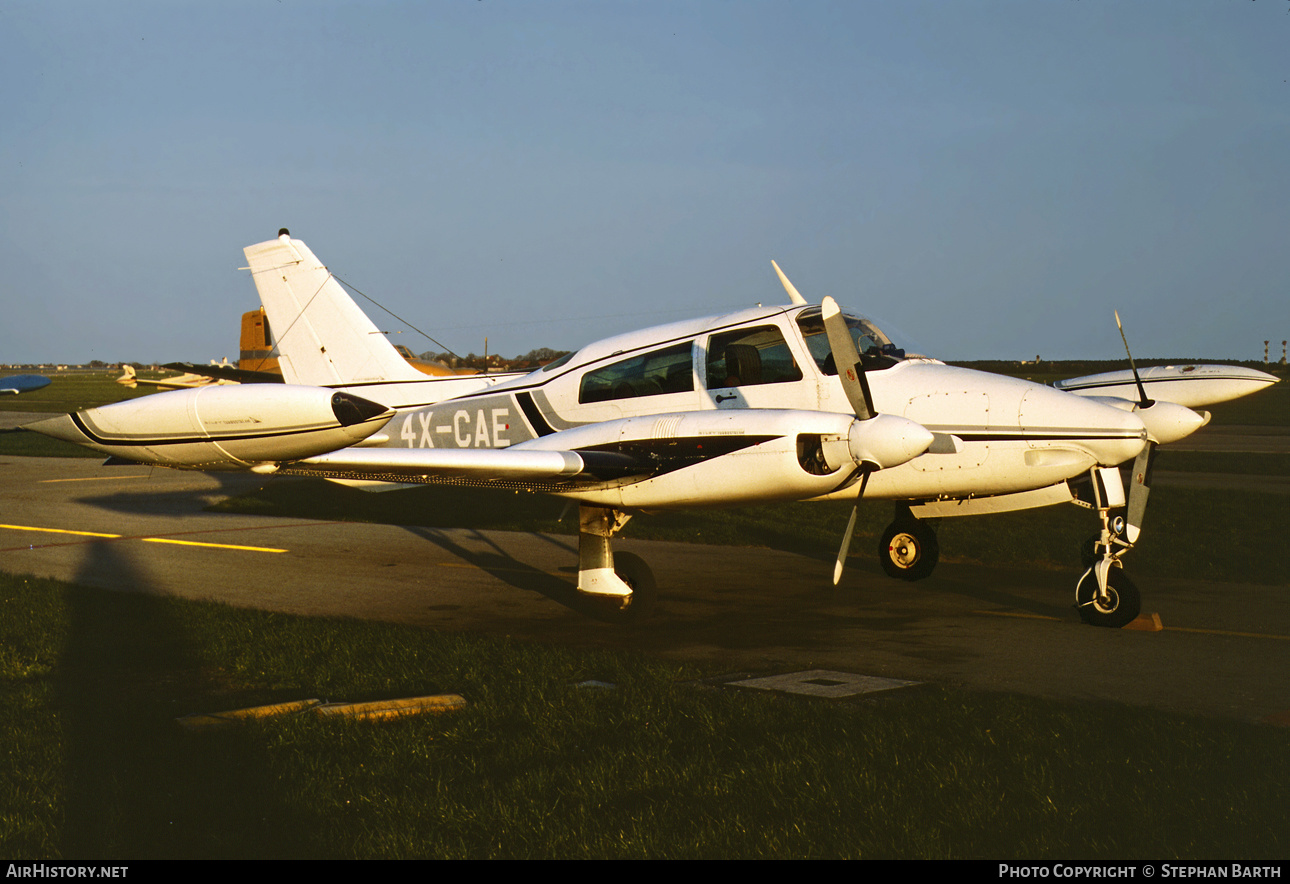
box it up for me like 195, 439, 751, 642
419, 348, 571, 371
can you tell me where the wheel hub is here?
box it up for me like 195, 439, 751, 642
1092, 586, 1120, 614
889, 533, 920, 568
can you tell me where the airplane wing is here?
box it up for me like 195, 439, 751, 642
0, 374, 51, 395
1055, 364, 1278, 409
161, 362, 284, 384
282, 446, 647, 490
274, 405, 936, 509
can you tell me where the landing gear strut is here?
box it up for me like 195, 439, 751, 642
878, 507, 939, 581
577, 505, 656, 622
1075, 466, 1142, 628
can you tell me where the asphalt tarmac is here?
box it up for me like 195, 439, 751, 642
2, 443, 1287, 725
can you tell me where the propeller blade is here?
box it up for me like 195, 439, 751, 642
1125, 443, 1155, 544
1114, 310, 1152, 408
832, 470, 871, 585
771, 261, 808, 306
833, 505, 859, 585
822, 296, 875, 420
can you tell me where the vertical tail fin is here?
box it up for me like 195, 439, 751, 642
243, 231, 428, 386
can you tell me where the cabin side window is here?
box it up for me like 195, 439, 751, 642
578, 341, 695, 404
705, 325, 803, 389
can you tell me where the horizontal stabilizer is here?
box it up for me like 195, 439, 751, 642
162, 362, 284, 384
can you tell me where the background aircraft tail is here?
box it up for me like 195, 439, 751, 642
243, 230, 429, 387
238, 308, 281, 376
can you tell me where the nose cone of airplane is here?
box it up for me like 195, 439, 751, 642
22, 413, 93, 446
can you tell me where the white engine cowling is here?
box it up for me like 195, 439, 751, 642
25, 384, 394, 469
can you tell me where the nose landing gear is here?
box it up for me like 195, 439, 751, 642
1074, 466, 1143, 628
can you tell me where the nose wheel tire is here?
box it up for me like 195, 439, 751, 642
611, 551, 657, 623
879, 520, 939, 582
1075, 567, 1141, 628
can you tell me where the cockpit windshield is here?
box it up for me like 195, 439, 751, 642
795, 308, 907, 374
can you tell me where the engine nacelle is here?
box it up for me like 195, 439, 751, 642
516, 408, 934, 509
25, 384, 394, 470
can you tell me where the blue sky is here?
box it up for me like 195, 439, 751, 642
2, 1, 1287, 365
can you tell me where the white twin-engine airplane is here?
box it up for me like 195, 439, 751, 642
28, 231, 1278, 626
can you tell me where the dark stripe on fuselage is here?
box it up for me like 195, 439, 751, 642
68, 412, 378, 448
1058, 376, 1255, 392
516, 392, 557, 437
948, 431, 1142, 442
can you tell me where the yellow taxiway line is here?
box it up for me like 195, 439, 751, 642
974, 608, 1290, 641
973, 610, 1062, 622
0, 523, 118, 538
1168, 626, 1290, 642
142, 537, 286, 553
38, 475, 151, 484
0, 523, 286, 554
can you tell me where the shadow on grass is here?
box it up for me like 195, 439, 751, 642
56, 541, 322, 858
399, 525, 627, 620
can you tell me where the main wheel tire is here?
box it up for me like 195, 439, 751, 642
612, 551, 657, 622
879, 520, 939, 581
1075, 567, 1141, 628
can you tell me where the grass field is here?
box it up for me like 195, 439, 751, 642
1, 365, 1286, 858
0, 371, 150, 414
3, 571, 1288, 859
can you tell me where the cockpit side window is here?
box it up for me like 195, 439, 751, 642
578, 341, 695, 404
795, 309, 904, 374
705, 325, 803, 389
539, 351, 575, 372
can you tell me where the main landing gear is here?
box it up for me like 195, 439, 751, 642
1073, 466, 1142, 628
878, 507, 939, 581
576, 504, 657, 623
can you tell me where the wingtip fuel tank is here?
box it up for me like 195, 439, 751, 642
24, 385, 394, 470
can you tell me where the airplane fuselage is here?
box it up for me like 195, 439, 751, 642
327, 304, 1148, 508
28, 229, 1279, 626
